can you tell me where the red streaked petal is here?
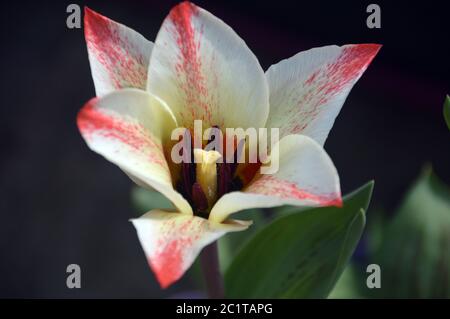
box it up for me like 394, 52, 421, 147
84, 7, 153, 96
77, 88, 192, 215
246, 175, 342, 207
131, 210, 251, 288
147, 2, 269, 129
209, 134, 341, 223
266, 44, 381, 146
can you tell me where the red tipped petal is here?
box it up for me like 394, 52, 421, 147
210, 134, 341, 223
266, 44, 381, 146
147, 2, 269, 129
84, 7, 153, 96
131, 210, 250, 288
77, 89, 192, 215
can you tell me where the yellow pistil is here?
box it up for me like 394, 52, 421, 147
193, 149, 222, 209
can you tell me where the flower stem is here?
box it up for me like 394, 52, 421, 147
200, 241, 224, 299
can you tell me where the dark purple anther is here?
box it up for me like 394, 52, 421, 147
192, 182, 208, 215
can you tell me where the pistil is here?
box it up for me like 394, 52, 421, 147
194, 149, 222, 209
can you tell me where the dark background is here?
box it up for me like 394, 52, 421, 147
1, 0, 449, 298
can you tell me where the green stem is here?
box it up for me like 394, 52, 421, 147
200, 241, 224, 299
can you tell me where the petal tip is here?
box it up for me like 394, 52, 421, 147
146, 239, 186, 289
318, 194, 343, 208
148, 258, 181, 289
168, 1, 200, 25
84, 6, 93, 15
353, 43, 382, 61
176, 1, 198, 11
83, 6, 113, 43
332, 196, 344, 208
76, 97, 98, 136
84, 6, 103, 21
365, 43, 382, 56
84, 6, 102, 27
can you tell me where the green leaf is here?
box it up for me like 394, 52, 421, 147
444, 95, 450, 130
364, 207, 386, 257
225, 181, 374, 298
218, 209, 269, 272
328, 264, 365, 299
371, 166, 450, 298
130, 186, 174, 216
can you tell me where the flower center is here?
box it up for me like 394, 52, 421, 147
173, 127, 252, 218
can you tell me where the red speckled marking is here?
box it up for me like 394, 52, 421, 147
284, 44, 380, 136
77, 98, 167, 167
84, 7, 148, 91
168, 2, 213, 126
318, 45, 380, 101
147, 216, 211, 288
246, 175, 342, 207
149, 239, 184, 289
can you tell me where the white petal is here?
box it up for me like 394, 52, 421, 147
147, 2, 269, 129
77, 88, 192, 214
265, 44, 381, 146
209, 134, 342, 223
84, 7, 153, 96
131, 210, 251, 288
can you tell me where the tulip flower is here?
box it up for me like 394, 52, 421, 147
77, 2, 380, 289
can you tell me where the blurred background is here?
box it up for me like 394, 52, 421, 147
0, 0, 449, 298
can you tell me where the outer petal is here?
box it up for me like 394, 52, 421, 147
147, 2, 269, 129
131, 210, 251, 288
265, 44, 381, 146
84, 7, 153, 96
77, 88, 192, 215
209, 134, 342, 223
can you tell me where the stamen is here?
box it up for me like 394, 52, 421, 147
217, 162, 231, 199
179, 129, 195, 200
192, 182, 208, 215
230, 137, 246, 175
